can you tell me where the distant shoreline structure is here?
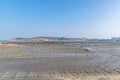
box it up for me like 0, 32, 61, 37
10, 37, 120, 42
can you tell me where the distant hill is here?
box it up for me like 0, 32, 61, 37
11, 37, 57, 42
11, 37, 89, 42
11, 37, 120, 42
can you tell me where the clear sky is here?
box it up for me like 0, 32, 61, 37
0, 0, 120, 40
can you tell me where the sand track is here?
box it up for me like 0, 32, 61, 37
0, 72, 120, 80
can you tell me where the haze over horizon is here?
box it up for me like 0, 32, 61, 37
0, 0, 120, 40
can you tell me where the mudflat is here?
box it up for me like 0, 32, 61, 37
0, 42, 120, 80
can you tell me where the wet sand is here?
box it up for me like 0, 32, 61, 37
0, 42, 120, 80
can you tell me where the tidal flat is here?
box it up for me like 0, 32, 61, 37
0, 42, 120, 80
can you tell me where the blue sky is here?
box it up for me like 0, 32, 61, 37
0, 0, 120, 39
